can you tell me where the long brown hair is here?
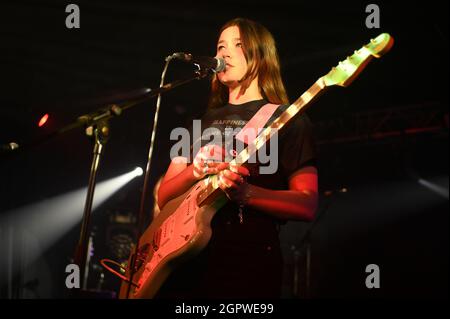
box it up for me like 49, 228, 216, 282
208, 18, 289, 109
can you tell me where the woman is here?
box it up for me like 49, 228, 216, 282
156, 18, 318, 298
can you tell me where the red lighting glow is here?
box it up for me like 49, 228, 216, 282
38, 114, 49, 127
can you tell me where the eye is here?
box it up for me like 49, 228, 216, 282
236, 42, 242, 48
217, 45, 225, 50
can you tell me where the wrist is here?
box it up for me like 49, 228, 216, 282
240, 183, 253, 207
189, 163, 201, 182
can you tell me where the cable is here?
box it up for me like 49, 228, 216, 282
100, 258, 138, 287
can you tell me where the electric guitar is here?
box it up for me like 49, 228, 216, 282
119, 33, 394, 298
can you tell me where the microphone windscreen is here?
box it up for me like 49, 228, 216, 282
215, 58, 226, 72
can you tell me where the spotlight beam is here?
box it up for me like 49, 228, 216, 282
0, 167, 143, 279
418, 178, 449, 200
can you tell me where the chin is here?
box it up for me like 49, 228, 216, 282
218, 75, 240, 87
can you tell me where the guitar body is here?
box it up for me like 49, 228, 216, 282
119, 180, 227, 299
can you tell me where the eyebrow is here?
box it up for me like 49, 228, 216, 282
217, 38, 241, 45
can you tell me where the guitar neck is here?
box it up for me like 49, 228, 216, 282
196, 77, 327, 206
232, 77, 326, 166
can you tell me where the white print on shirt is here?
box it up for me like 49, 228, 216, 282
170, 119, 279, 174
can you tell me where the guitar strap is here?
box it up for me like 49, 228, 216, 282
235, 103, 280, 145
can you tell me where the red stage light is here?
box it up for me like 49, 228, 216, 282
38, 114, 49, 127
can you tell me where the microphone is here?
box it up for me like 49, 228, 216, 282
170, 52, 226, 73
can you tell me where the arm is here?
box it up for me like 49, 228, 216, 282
219, 165, 318, 222
158, 145, 228, 209
246, 166, 318, 221
157, 157, 197, 209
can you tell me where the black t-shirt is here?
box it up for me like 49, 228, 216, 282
157, 99, 317, 298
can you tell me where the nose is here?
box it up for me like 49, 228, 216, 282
219, 47, 231, 59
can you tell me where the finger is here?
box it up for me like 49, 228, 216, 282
193, 157, 210, 178
218, 174, 230, 190
197, 162, 224, 175
193, 165, 206, 178
229, 164, 239, 173
206, 161, 227, 168
229, 164, 250, 177
219, 174, 237, 189
209, 162, 229, 174
201, 164, 219, 175
222, 170, 244, 184
239, 166, 250, 177
196, 161, 227, 176
193, 166, 205, 179
198, 152, 209, 162
196, 149, 216, 164
193, 155, 205, 168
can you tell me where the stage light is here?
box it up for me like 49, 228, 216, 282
38, 114, 49, 127
133, 167, 143, 177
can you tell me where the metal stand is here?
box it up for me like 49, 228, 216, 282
73, 118, 111, 292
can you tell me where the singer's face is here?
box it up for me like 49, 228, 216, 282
215, 26, 247, 87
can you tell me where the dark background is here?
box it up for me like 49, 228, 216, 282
0, 0, 448, 299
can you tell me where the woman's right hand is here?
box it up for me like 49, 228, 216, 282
192, 144, 228, 180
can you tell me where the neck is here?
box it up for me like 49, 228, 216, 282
228, 77, 263, 105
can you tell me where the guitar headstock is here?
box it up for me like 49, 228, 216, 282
323, 33, 394, 87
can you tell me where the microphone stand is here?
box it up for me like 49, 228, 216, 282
73, 113, 112, 294
123, 60, 212, 299
76, 68, 212, 297
3, 64, 212, 298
